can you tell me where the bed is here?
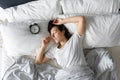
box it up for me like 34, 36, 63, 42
0, 0, 120, 80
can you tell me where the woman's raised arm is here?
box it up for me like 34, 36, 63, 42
53, 16, 86, 36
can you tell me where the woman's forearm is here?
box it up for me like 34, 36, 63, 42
61, 16, 85, 24
61, 16, 86, 35
35, 37, 51, 64
35, 46, 46, 64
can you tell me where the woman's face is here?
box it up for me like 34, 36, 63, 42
50, 27, 65, 43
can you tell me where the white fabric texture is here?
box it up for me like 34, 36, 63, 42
55, 65, 94, 80
3, 0, 62, 22
0, 20, 55, 58
60, 0, 119, 14
0, 48, 3, 80
46, 32, 87, 68
119, 0, 120, 8
2, 56, 58, 80
0, 32, 2, 47
86, 48, 117, 80
0, 7, 7, 23
58, 14, 120, 48
0, 48, 15, 80
0, 7, 4, 47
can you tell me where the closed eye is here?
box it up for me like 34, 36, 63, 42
51, 31, 57, 35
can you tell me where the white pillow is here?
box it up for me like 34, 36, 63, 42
58, 14, 120, 48
4, 0, 62, 22
0, 7, 7, 23
60, 0, 119, 14
0, 20, 55, 58
0, 7, 3, 47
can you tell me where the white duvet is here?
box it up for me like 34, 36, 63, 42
1, 48, 117, 80
2, 55, 94, 80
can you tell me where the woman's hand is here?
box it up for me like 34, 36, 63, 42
41, 37, 51, 48
53, 18, 63, 25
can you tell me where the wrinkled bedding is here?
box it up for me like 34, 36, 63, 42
2, 48, 118, 80
2, 56, 94, 80
86, 48, 118, 80
55, 65, 94, 80
2, 56, 58, 80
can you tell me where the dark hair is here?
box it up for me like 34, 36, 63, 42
48, 20, 72, 40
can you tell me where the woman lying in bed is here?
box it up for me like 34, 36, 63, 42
35, 16, 94, 80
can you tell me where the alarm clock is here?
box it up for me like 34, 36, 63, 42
29, 23, 40, 34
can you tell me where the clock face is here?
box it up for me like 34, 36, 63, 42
30, 23, 40, 34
